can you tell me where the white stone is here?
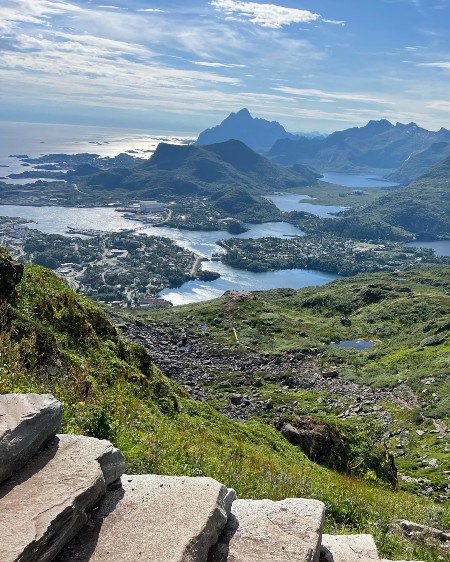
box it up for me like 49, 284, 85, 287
208, 497, 325, 562
0, 393, 61, 483
0, 434, 125, 562
57, 474, 235, 562
320, 534, 380, 561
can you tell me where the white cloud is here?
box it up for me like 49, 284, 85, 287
210, 0, 320, 29
427, 100, 450, 111
273, 87, 394, 106
419, 61, 450, 69
137, 8, 165, 12
191, 61, 247, 68
322, 19, 345, 26
0, 0, 81, 32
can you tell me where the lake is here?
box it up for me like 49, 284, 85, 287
405, 240, 450, 257
321, 172, 398, 188
265, 194, 347, 218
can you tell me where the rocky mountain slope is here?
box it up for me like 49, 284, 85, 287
0, 249, 448, 560
268, 119, 450, 173
2, 393, 424, 561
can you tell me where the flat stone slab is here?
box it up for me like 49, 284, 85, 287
208, 497, 325, 562
320, 534, 380, 561
0, 393, 61, 483
56, 474, 235, 562
0, 434, 124, 562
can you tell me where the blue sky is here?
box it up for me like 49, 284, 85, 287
1, 0, 450, 133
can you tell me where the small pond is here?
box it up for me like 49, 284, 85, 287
330, 339, 375, 350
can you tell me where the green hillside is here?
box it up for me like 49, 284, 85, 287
1, 251, 449, 560
84, 139, 316, 198
388, 142, 450, 184
320, 155, 450, 240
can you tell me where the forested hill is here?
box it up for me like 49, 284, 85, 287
321, 155, 450, 241
84, 139, 318, 198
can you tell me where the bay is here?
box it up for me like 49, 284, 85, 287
405, 240, 450, 257
321, 172, 399, 188
0, 204, 337, 304
265, 194, 347, 218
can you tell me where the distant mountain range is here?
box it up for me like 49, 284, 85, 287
196, 108, 297, 152
268, 120, 450, 174
196, 109, 450, 179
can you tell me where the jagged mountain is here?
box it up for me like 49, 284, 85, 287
85, 139, 317, 198
196, 108, 297, 152
268, 119, 450, 173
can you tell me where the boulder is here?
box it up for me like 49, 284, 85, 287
276, 416, 347, 471
0, 393, 62, 484
396, 519, 450, 542
57, 474, 235, 562
0, 434, 125, 562
0, 250, 23, 300
320, 534, 380, 561
208, 497, 325, 562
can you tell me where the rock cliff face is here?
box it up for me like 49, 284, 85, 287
0, 394, 423, 562
0, 248, 23, 301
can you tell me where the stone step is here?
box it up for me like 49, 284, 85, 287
56, 474, 235, 562
208, 497, 325, 562
0, 434, 124, 562
320, 534, 380, 561
0, 393, 61, 484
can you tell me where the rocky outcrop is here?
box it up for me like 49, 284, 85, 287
320, 534, 380, 561
397, 519, 450, 542
277, 416, 347, 470
0, 394, 426, 562
208, 498, 325, 562
0, 393, 62, 484
57, 474, 235, 562
0, 249, 23, 300
0, 434, 125, 562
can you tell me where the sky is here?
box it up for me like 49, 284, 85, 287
1, 0, 450, 134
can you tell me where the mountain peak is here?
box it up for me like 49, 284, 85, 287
196, 109, 296, 152
235, 107, 251, 117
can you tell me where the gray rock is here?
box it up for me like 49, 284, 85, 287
0, 393, 62, 484
57, 474, 235, 562
396, 519, 450, 542
0, 434, 125, 562
208, 497, 325, 562
320, 534, 380, 561
0, 251, 23, 300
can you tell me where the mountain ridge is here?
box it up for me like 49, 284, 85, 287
196, 108, 297, 151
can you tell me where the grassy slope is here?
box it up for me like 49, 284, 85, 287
1, 262, 449, 560
141, 267, 450, 527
